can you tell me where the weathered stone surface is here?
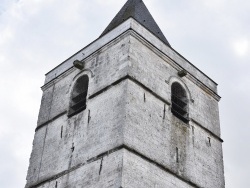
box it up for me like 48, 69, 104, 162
27, 80, 127, 187
122, 149, 194, 188
29, 149, 124, 188
128, 35, 221, 136
26, 11, 224, 188
26, 127, 47, 186
37, 86, 54, 126
38, 34, 131, 128
124, 79, 224, 188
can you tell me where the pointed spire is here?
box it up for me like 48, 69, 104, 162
100, 0, 170, 46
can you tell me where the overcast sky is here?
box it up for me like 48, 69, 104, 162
0, 0, 249, 187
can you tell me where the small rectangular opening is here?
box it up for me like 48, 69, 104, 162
176, 147, 179, 163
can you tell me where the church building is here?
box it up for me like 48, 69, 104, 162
25, 0, 225, 187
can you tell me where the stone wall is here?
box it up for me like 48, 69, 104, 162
26, 30, 224, 188
124, 79, 224, 188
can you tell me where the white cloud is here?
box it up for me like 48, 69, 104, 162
233, 38, 249, 57
0, 54, 5, 63
0, 26, 14, 45
202, 0, 226, 9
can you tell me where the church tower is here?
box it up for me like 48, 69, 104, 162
25, 0, 225, 187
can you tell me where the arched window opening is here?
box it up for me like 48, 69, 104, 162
68, 75, 89, 117
171, 82, 189, 123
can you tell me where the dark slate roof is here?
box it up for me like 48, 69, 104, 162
100, 0, 171, 46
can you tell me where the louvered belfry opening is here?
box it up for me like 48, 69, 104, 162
68, 75, 89, 117
171, 82, 189, 123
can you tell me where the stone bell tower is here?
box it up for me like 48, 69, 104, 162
25, 0, 225, 187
